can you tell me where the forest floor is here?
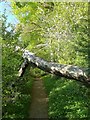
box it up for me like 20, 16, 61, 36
29, 77, 48, 119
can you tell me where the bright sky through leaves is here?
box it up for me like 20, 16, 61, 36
0, 1, 19, 29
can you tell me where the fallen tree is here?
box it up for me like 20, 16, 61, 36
19, 50, 90, 87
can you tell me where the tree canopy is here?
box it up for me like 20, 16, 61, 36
1, 1, 90, 119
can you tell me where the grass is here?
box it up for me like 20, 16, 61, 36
42, 75, 90, 119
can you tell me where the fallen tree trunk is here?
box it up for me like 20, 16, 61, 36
18, 59, 29, 77
19, 50, 90, 86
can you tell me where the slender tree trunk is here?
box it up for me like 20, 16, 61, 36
19, 50, 90, 87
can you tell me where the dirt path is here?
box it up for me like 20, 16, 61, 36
29, 77, 48, 119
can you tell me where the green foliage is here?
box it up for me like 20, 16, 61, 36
12, 2, 88, 66
43, 75, 90, 119
2, 46, 34, 119
42, 75, 58, 95
2, 12, 33, 119
2, 1, 89, 119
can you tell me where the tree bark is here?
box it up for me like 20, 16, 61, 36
18, 59, 29, 77
19, 50, 90, 86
